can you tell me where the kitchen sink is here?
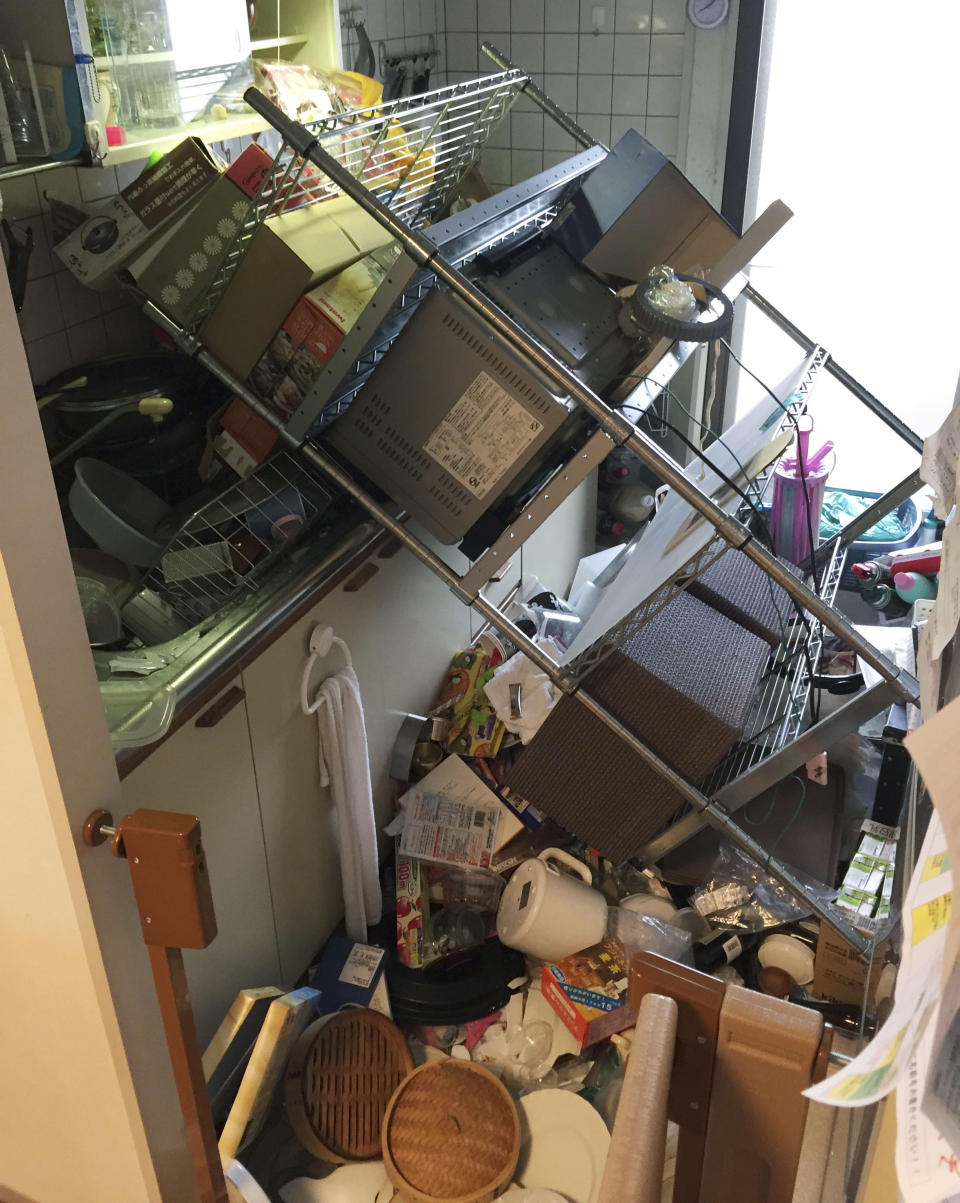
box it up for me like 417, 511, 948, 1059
93, 506, 382, 760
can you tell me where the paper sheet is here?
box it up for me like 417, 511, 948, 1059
922, 957, 960, 1158
398, 754, 523, 850
897, 1008, 960, 1203
562, 360, 813, 666
921, 376, 960, 519
805, 812, 952, 1108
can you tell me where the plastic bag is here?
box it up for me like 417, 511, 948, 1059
608, 906, 693, 965
819, 489, 913, 542
690, 840, 837, 932
642, 265, 698, 321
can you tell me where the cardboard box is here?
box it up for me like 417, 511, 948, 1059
542, 937, 637, 1048
813, 925, 890, 1008
249, 245, 398, 424
550, 128, 738, 286
129, 170, 395, 381
54, 137, 218, 287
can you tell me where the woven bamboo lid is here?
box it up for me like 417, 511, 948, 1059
382, 1061, 520, 1203
286, 1010, 415, 1162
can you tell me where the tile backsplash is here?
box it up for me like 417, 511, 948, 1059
3, 0, 688, 387
443, 0, 690, 190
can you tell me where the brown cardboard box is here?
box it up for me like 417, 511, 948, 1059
551, 127, 738, 286
129, 188, 393, 382
813, 925, 890, 1008
53, 137, 218, 287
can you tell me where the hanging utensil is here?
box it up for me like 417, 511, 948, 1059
353, 18, 376, 78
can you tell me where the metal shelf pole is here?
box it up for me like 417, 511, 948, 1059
240, 85, 918, 710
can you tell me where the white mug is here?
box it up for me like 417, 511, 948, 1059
497, 848, 607, 963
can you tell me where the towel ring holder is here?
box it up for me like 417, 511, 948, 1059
300, 625, 353, 714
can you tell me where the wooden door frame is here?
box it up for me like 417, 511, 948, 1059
0, 275, 195, 1199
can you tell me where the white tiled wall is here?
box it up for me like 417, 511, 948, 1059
444, 0, 690, 190
0, 138, 254, 387
340, 0, 447, 92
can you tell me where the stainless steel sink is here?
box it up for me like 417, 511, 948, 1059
97, 509, 382, 761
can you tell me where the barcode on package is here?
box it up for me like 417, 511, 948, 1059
423, 371, 543, 500
398, 791, 501, 868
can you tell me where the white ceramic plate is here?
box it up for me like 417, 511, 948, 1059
516, 1090, 611, 1203
757, 933, 815, 986
279, 1161, 391, 1203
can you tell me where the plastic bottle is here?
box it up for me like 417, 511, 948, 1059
893, 571, 937, 603
608, 486, 655, 524
861, 583, 911, 618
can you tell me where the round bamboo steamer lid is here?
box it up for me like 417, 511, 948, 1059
286, 1009, 415, 1162
382, 1060, 521, 1203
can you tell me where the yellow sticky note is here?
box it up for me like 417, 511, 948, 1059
922, 851, 951, 881
912, 893, 953, 945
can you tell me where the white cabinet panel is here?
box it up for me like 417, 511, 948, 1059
120, 677, 281, 1046
242, 542, 472, 982
521, 474, 598, 599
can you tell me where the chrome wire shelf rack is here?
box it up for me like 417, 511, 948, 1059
135, 44, 924, 955
185, 68, 529, 334
143, 452, 331, 626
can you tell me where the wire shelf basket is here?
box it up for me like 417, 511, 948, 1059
144, 452, 332, 626
186, 68, 529, 334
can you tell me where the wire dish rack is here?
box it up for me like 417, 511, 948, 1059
143, 452, 331, 626
186, 68, 529, 334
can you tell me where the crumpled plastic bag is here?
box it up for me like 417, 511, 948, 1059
483, 639, 561, 744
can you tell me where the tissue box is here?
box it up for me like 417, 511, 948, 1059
505, 591, 769, 863
541, 937, 636, 1047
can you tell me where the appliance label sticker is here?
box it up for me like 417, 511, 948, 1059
423, 371, 543, 499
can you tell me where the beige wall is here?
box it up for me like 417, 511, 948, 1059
0, 560, 160, 1203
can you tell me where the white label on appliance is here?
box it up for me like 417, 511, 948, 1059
398, 791, 501, 868
338, 944, 385, 989
423, 371, 543, 500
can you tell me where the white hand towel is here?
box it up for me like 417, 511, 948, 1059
313, 665, 382, 941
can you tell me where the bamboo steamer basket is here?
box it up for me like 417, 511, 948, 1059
382, 1060, 521, 1203
286, 1009, 414, 1161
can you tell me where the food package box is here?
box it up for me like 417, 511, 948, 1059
214, 399, 280, 477
54, 137, 218, 287
250, 245, 398, 424
550, 127, 738, 287
542, 937, 637, 1048
395, 840, 428, 969
307, 935, 388, 1014
127, 154, 394, 381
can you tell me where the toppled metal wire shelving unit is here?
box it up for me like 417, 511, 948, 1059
137, 45, 923, 957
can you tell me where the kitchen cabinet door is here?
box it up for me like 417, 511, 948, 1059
521, 475, 598, 599
120, 677, 282, 1046
242, 541, 473, 982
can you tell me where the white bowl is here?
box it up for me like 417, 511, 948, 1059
69, 457, 171, 568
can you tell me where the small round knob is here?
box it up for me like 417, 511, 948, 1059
82, 809, 115, 847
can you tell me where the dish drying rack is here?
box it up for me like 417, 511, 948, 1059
143, 451, 331, 627
136, 44, 924, 956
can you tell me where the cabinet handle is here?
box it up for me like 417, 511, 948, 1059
343, 563, 380, 592
195, 685, 245, 728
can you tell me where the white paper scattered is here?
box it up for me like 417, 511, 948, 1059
918, 624, 944, 728
897, 1011, 960, 1203
397, 754, 523, 850
922, 957, 960, 1160
805, 811, 952, 1108
921, 378, 960, 519
338, 943, 385, 990
398, 792, 501, 869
